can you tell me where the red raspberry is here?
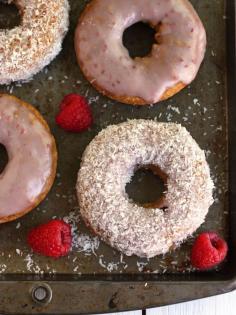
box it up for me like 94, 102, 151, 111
191, 232, 228, 270
56, 94, 93, 132
59, 94, 78, 111
27, 219, 72, 258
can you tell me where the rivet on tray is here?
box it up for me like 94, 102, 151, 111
31, 283, 52, 306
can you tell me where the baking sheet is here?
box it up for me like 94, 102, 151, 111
0, 0, 228, 276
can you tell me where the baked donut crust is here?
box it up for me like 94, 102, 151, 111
0, 94, 57, 223
76, 57, 185, 105
75, 0, 206, 105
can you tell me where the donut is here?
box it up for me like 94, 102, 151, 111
77, 120, 214, 258
0, 0, 69, 85
75, 0, 206, 105
0, 94, 57, 223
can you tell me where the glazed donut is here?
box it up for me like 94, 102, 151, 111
0, 94, 57, 223
77, 120, 214, 258
75, 0, 206, 105
0, 0, 69, 85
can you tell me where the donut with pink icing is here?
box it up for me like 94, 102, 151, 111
75, 0, 206, 105
0, 94, 57, 223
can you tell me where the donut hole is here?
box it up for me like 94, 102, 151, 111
122, 22, 156, 58
0, 1, 21, 29
0, 144, 9, 174
126, 166, 167, 209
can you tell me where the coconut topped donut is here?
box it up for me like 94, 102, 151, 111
0, 0, 69, 85
75, 0, 206, 105
0, 94, 57, 223
77, 120, 214, 258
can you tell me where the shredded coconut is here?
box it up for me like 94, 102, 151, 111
0, 0, 70, 84
63, 210, 100, 256
77, 120, 214, 258
24, 254, 41, 273
137, 261, 149, 272
0, 264, 7, 273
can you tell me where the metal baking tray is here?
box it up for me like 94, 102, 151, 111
0, 0, 235, 314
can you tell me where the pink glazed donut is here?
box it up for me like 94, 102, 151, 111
0, 94, 57, 223
75, 0, 206, 105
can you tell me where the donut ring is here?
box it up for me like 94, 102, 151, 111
77, 120, 214, 258
0, 94, 57, 223
0, 0, 69, 85
75, 0, 206, 105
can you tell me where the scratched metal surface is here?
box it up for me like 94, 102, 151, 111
0, 0, 228, 276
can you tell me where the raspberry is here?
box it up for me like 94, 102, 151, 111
56, 94, 93, 132
27, 219, 72, 258
59, 94, 79, 111
191, 232, 228, 270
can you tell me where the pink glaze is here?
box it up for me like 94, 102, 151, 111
0, 95, 55, 218
75, 0, 206, 103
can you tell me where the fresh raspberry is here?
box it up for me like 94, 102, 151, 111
27, 219, 72, 258
56, 94, 93, 132
59, 94, 78, 111
191, 232, 228, 270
